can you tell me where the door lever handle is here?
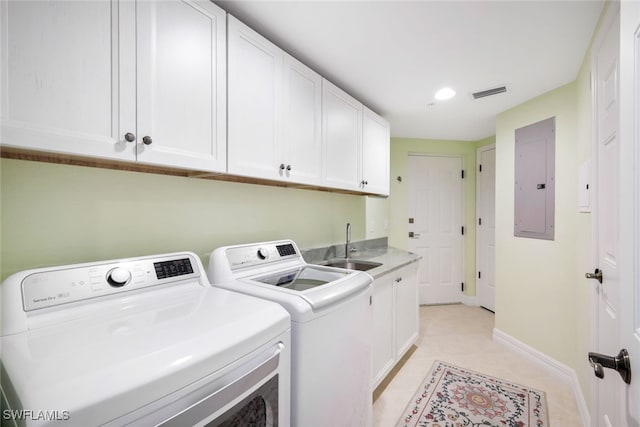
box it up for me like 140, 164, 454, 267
585, 268, 603, 284
588, 349, 631, 384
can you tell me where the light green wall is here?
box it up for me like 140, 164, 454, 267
494, 1, 612, 404
0, 159, 366, 280
388, 138, 479, 296
365, 195, 389, 240
495, 81, 579, 363
476, 135, 496, 149
494, 79, 592, 398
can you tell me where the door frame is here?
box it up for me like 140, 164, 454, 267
407, 153, 465, 304
475, 143, 495, 311
588, 2, 620, 423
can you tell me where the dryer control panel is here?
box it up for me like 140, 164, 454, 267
225, 241, 300, 271
20, 253, 200, 311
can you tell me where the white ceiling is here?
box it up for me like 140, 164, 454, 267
216, 0, 604, 141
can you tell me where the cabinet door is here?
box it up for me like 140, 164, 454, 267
135, 0, 226, 172
282, 54, 322, 185
322, 79, 362, 191
372, 275, 395, 389
362, 107, 390, 196
227, 15, 283, 180
394, 263, 419, 359
1, 0, 135, 161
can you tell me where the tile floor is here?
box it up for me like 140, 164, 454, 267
372, 304, 583, 426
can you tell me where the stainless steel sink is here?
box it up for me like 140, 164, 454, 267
323, 259, 382, 272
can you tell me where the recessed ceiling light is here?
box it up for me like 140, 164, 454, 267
434, 87, 456, 100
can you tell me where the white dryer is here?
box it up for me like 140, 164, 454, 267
208, 240, 373, 427
0, 252, 291, 426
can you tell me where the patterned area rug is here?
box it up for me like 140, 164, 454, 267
396, 361, 548, 427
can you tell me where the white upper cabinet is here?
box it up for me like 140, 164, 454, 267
362, 107, 390, 196
1, 1, 133, 161
227, 17, 322, 185
135, 0, 227, 172
1, 0, 226, 173
322, 79, 362, 192
282, 54, 322, 185
227, 15, 282, 180
3, 2, 388, 193
322, 81, 390, 194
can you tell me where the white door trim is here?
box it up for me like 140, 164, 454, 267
588, 2, 620, 424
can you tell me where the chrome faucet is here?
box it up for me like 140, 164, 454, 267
345, 223, 351, 259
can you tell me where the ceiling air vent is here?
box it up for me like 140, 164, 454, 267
472, 86, 507, 99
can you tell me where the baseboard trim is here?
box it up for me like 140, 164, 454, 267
461, 295, 479, 306
492, 328, 590, 427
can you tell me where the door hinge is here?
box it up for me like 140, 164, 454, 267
461, 282, 465, 292
461, 169, 465, 179
479, 164, 482, 172
461, 226, 465, 235
478, 271, 481, 279
479, 217, 482, 226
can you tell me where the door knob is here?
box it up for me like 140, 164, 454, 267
585, 268, 603, 283
588, 349, 631, 384
142, 136, 152, 145
124, 132, 136, 142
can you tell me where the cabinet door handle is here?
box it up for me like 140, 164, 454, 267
279, 163, 286, 171
286, 165, 292, 171
124, 132, 136, 142
395, 277, 402, 283
142, 136, 153, 145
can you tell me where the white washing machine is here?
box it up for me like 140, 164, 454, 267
208, 240, 373, 427
0, 252, 291, 426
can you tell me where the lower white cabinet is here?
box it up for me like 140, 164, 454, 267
372, 262, 419, 389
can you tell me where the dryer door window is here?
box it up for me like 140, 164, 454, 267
208, 375, 279, 427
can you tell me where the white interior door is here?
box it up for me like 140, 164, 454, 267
476, 145, 496, 312
589, 6, 629, 427
408, 155, 463, 305
622, 0, 640, 423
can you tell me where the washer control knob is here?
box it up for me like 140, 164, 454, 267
107, 267, 132, 287
257, 248, 270, 260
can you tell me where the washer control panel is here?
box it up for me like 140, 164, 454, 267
226, 241, 300, 270
21, 254, 198, 311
